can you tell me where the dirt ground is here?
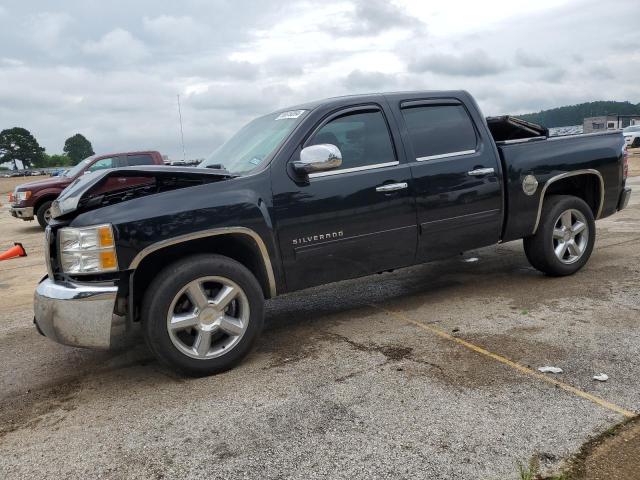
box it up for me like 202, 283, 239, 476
628, 148, 640, 176
0, 171, 639, 479
0, 174, 49, 196
566, 416, 640, 480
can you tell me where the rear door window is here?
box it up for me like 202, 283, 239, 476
401, 104, 477, 160
126, 154, 155, 166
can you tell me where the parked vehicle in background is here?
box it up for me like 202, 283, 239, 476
50, 168, 67, 177
33, 91, 630, 376
623, 125, 640, 147
9, 151, 164, 228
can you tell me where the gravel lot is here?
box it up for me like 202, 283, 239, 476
0, 172, 638, 479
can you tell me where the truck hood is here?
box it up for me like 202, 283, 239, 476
51, 166, 236, 219
14, 176, 70, 192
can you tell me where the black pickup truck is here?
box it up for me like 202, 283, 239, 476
34, 91, 631, 376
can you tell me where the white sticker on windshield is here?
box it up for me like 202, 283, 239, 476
275, 109, 306, 120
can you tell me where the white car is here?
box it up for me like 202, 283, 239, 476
623, 125, 640, 148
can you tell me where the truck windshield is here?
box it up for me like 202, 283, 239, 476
623, 126, 640, 133
63, 157, 94, 178
199, 110, 307, 175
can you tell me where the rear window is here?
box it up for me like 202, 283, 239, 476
401, 104, 477, 160
126, 154, 154, 166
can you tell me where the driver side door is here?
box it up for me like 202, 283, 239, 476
272, 105, 418, 291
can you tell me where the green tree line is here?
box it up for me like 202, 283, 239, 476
517, 101, 640, 128
0, 127, 94, 170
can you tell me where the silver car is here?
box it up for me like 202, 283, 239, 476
623, 125, 640, 148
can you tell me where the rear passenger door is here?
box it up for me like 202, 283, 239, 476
396, 99, 503, 260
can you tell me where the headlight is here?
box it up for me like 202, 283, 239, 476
12, 190, 31, 202
59, 224, 118, 274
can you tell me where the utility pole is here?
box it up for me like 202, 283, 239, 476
177, 94, 186, 162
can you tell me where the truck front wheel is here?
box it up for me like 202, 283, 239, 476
142, 254, 264, 376
523, 195, 595, 276
36, 200, 53, 228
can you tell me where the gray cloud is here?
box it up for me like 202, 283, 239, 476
408, 49, 504, 76
514, 49, 549, 68
189, 84, 293, 112
343, 70, 397, 91
539, 66, 568, 83
338, 0, 426, 36
83, 29, 149, 64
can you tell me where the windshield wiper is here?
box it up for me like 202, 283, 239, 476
203, 164, 240, 177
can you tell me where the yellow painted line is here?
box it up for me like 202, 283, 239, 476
370, 303, 636, 419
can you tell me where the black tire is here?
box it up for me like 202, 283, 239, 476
632, 137, 640, 148
36, 200, 53, 228
142, 254, 264, 376
523, 195, 595, 276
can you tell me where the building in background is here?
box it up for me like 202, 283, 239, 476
583, 115, 640, 133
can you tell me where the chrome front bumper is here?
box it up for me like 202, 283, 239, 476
10, 206, 34, 220
34, 277, 127, 349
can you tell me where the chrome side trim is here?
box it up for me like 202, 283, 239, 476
532, 169, 605, 235
309, 161, 399, 178
128, 226, 277, 297
495, 137, 547, 146
416, 149, 476, 162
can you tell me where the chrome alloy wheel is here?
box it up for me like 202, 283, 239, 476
166, 276, 250, 359
43, 208, 52, 224
552, 209, 589, 264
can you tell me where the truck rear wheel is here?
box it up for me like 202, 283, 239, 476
523, 195, 595, 276
142, 254, 264, 376
36, 200, 53, 228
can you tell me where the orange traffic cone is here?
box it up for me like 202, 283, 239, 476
0, 243, 27, 261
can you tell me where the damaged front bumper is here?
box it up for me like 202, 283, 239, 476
10, 205, 34, 220
34, 277, 128, 349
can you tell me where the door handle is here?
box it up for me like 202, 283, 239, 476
467, 168, 495, 176
376, 182, 408, 192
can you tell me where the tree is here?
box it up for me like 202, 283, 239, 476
0, 127, 45, 169
30, 153, 73, 169
63, 133, 94, 165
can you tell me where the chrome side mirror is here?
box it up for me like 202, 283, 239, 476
293, 144, 342, 175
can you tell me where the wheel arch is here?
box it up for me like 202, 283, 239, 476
33, 193, 58, 212
532, 169, 603, 234
129, 228, 276, 322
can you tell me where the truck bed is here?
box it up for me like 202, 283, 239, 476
493, 129, 625, 242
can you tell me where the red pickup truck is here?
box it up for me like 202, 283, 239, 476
9, 151, 164, 227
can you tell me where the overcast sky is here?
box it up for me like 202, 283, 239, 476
0, 0, 638, 159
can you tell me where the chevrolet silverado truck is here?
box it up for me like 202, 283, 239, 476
9, 151, 164, 227
34, 91, 631, 376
